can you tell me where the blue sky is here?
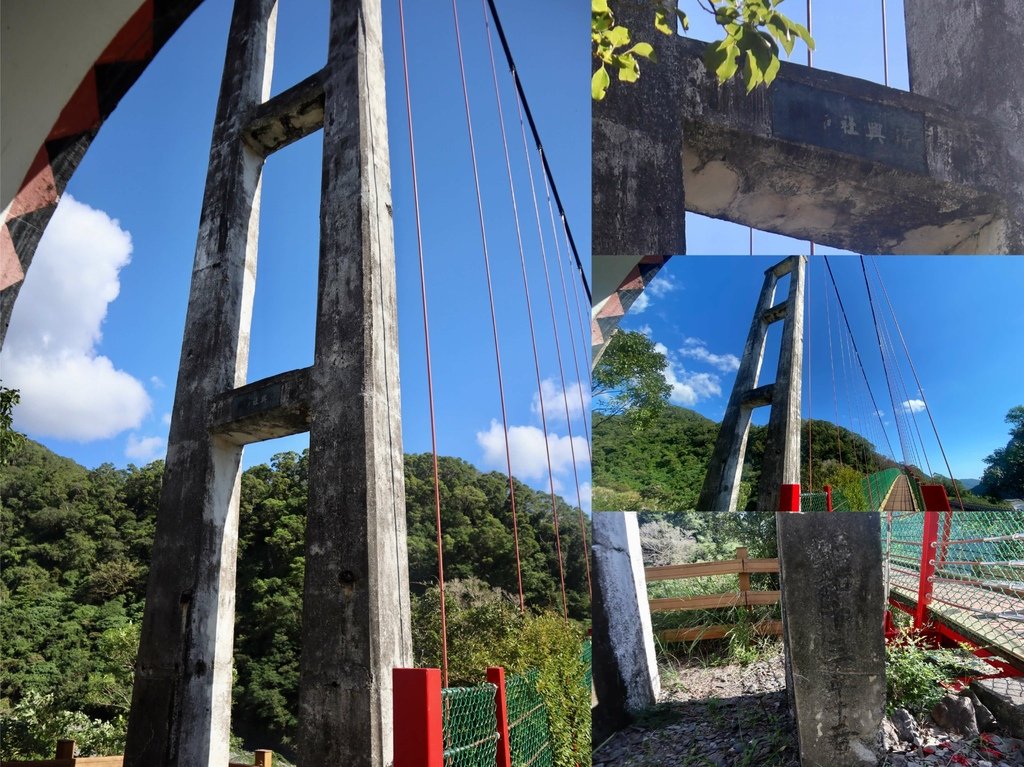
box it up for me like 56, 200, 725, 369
2, 0, 591, 509
617, 255, 1024, 483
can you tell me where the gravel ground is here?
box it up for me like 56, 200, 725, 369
593, 651, 1024, 767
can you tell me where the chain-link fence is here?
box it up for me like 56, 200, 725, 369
581, 638, 592, 691
799, 468, 903, 511
505, 670, 554, 767
441, 684, 500, 767
883, 510, 1024, 667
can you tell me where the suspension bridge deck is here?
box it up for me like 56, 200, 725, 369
887, 569, 1024, 668
882, 475, 917, 512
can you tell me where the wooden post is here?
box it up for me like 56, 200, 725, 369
736, 547, 751, 613
254, 750, 272, 767
393, 668, 443, 767
487, 667, 512, 767
56, 740, 75, 759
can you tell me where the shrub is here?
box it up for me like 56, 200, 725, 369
412, 578, 590, 767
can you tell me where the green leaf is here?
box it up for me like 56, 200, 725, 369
743, 48, 764, 93
592, 65, 610, 100
606, 24, 630, 48
629, 42, 655, 60
763, 51, 781, 85
704, 40, 739, 84
618, 62, 640, 82
653, 8, 673, 35
676, 9, 690, 31
592, 0, 610, 13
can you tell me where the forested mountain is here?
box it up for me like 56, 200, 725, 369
0, 440, 588, 757
593, 405, 896, 511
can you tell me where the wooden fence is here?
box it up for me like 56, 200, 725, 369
0, 740, 272, 767
645, 546, 783, 643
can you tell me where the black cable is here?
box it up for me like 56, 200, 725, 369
484, 0, 591, 303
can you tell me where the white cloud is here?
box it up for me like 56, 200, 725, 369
161, 412, 173, 426
2, 195, 151, 440
125, 434, 166, 462
476, 420, 588, 482
628, 275, 678, 316
531, 377, 590, 424
655, 342, 722, 406
646, 274, 678, 298
150, 376, 166, 389
902, 399, 926, 413
636, 324, 653, 337
578, 481, 592, 515
679, 338, 741, 372
630, 291, 650, 314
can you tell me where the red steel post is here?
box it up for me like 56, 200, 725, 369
487, 667, 512, 767
915, 509, 940, 630
393, 668, 444, 767
825, 484, 833, 512
779, 483, 801, 511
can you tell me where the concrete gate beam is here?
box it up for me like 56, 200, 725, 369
595, 34, 1019, 255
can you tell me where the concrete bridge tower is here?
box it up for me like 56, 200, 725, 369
123, 1, 410, 765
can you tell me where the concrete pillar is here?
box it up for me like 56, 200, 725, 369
123, 1, 276, 765
591, 512, 660, 744
697, 256, 804, 512
904, 0, 1024, 252
757, 256, 805, 513
296, 0, 412, 764
592, 2, 685, 256
777, 513, 887, 767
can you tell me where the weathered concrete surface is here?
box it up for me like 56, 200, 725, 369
592, 512, 660, 745
295, 0, 412, 764
209, 366, 311, 444
971, 678, 1024, 738
595, 32, 1017, 254
243, 69, 325, 157
904, 0, 1024, 253
591, 0, 684, 257
123, 1, 276, 765
777, 513, 887, 767
757, 257, 804, 514
698, 256, 803, 512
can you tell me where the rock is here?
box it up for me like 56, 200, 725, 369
963, 689, 1000, 732
931, 694, 980, 739
883, 716, 903, 750
892, 707, 925, 747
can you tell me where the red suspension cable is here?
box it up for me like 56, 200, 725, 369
480, 0, 535, 613
398, 0, 448, 686
511, 80, 570, 621
450, 0, 529, 616
871, 260, 965, 511
540, 166, 592, 599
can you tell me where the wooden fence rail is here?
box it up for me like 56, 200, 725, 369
646, 547, 783, 644
0, 740, 273, 767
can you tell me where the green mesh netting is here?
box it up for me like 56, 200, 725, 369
883, 510, 1024, 666
441, 684, 499, 767
506, 670, 554, 767
581, 639, 592, 691
862, 468, 902, 510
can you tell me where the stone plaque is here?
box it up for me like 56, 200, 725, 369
231, 382, 283, 420
772, 80, 927, 174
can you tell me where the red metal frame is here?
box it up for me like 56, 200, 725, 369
824, 484, 833, 512
487, 667, 512, 767
779, 483, 800, 512
393, 668, 444, 767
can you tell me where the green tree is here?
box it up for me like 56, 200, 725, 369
592, 0, 813, 100
976, 405, 1024, 500
0, 384, 25, 465
592, 330, 672, 433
